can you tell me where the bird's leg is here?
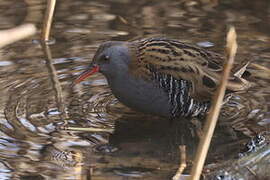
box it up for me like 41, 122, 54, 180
167, 117, 199, 167
168, 118, 195, 147
190, 117, 203, 138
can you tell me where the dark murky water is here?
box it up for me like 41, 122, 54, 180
0, 0, 269, 179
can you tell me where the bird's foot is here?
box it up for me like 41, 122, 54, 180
94, 144, 118, 153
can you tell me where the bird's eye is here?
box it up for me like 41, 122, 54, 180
103, 55, 110, 61
98, 54, 110, 63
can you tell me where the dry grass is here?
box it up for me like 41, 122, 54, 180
41, 0, 56, 41
188, 27, 238, 180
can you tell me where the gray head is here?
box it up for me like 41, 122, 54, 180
75, 41, 131, 83
92, 41, 131, 77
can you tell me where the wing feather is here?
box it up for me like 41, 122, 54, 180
129, 37, 250, 101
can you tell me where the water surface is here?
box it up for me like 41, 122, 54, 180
0, 0, 269, 179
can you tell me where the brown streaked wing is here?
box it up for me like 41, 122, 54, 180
128, 38, 249, 101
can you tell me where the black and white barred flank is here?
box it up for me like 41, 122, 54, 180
149, 65, 209, 117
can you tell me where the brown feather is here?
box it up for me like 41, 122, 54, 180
128, 37, 250, 101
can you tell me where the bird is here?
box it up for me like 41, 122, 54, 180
74, 37, 250, 119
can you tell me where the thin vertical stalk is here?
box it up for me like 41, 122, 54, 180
41, 0, 56, 41
42, 42, 67, 121
189, 27, 238, 180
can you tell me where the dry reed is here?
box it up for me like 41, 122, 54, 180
189, 27, 238, 180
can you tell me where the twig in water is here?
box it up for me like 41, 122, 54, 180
61, 126, 114, 134
0, 24, 36, 48
189, 27, 238, 180
173, 145, 187, 180
245, 165, 257, 176
41, 0, 56, 41
42, 43, 68, 124
74, 151, 83, 180
251, 63, 270, 74
118, 16, 128, 24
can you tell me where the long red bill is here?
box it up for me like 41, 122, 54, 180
74, 65, 100, 84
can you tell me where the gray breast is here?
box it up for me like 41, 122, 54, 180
106, 73, 172, 117
105, 70, 209, 118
